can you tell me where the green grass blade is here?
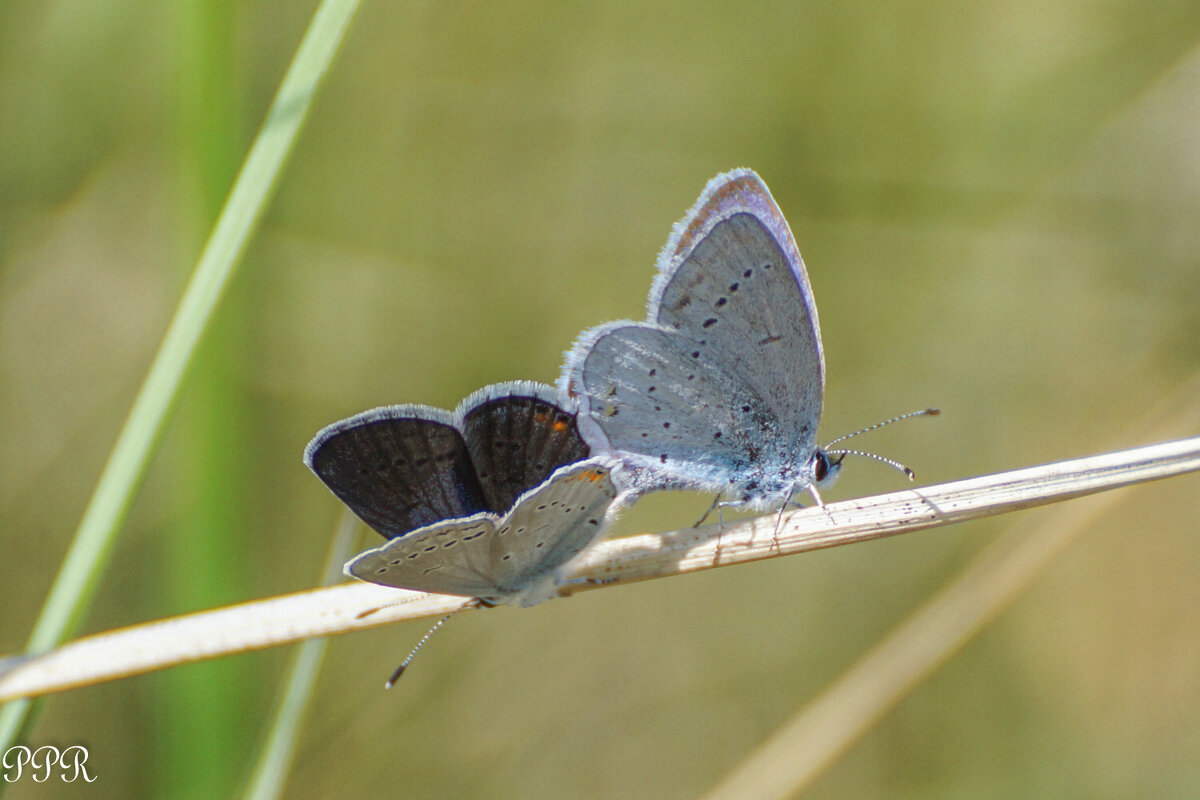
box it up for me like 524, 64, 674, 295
0, 0, 362, 756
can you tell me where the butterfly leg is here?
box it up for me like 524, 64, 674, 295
560, 575, 620, 592
805, 483, 838, 532
711, 497, 754, 564
689, 495, 731, 564
770, 501, 789, 552
770, 483, 833, 551
692, 495, 721, 527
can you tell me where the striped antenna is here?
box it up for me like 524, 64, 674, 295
822, 408, 940, 480
385, 597, 487, 688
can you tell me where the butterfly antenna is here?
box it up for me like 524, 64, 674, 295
825, 448, 917, 480
386, 598, 482, 688
822, 408, 939, 449
820, 408, 938, 482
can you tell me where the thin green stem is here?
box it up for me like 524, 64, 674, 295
239, 511, 360, 800
0, 0, 362, 757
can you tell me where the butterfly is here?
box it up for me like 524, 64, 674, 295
562, 169, 933, 517
305, 381, 618, 607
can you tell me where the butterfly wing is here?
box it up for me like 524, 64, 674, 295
485, 459, 617, 606
650, 170, 824, 458
304, 406, 488, 539
344, 512, 505, 599
458, 381, 591, 512
344, 459, 617, 606
567, 321, 772, 494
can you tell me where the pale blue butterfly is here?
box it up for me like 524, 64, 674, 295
561, 169, 933, 519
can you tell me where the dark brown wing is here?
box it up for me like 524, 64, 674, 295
304, 406, 487, 539
458, 382, 591, 512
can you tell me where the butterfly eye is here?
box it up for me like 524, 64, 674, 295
813, 451, 831, 482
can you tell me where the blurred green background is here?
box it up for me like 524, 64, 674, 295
3, 1, 1200, 797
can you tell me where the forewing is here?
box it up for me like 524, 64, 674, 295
304, 407, 487, 539
653, 211, 823, 455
